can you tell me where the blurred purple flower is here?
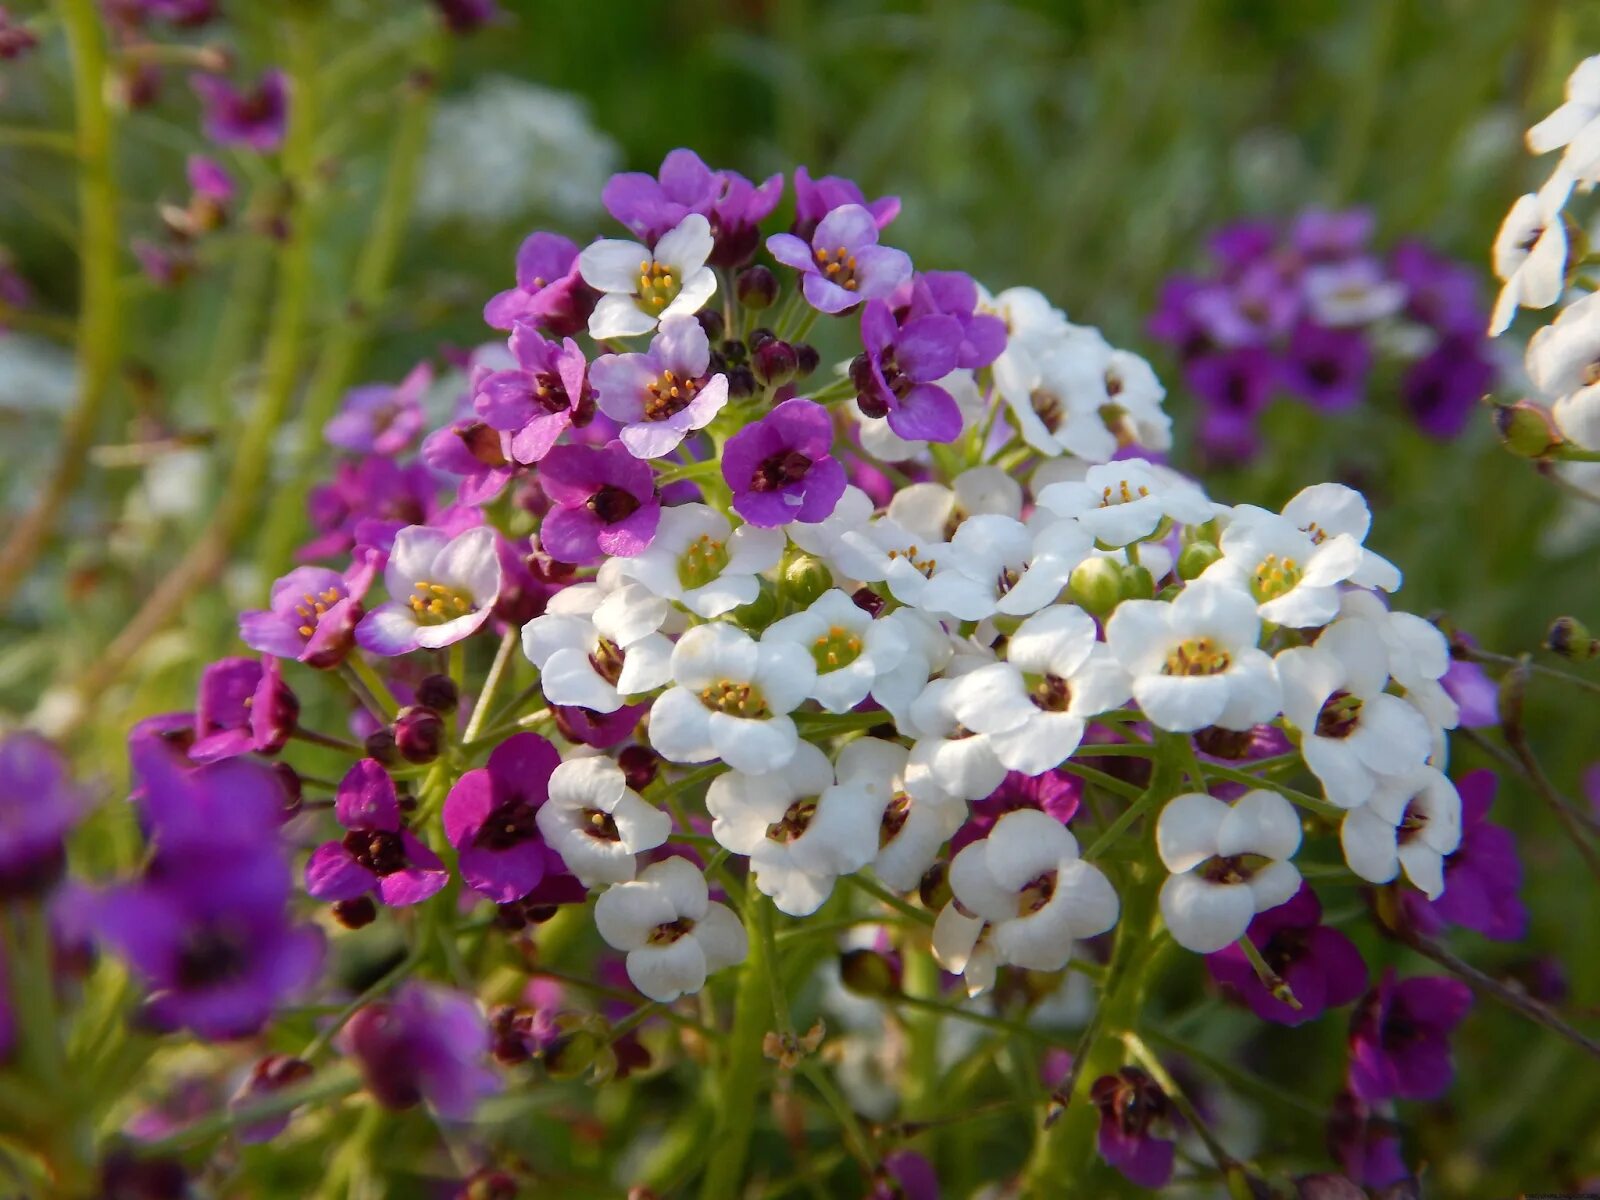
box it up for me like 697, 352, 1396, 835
191, 70, 288, 153
1206, 883, 1368, 1025
1347, 969, 1472, 1103
341, 982, 499, 1118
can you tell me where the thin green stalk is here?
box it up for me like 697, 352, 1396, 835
842, 873, 933, 925
1121, 1031, 1237, 1174
463, 630, 519, 742
134, 1068, 362, 1155
1201, 761, 1342, 820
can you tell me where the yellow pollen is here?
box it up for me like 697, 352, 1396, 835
698, 679, 770, 719
1099, 480, 1151, 507
1163, 636, 1232, 677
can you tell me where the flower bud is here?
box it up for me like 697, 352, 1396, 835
1545, 615, 1600, 661
461, 1169, 520, 1200
416, 673, 460, 713
731, 583, 778, 630
726, 366, 756, 399
783, 554, 833, 606
1177, 540, 1222, 581
1069, 557, 1123, 616
748, 326, 776, 349
839, 948, 902, 999
752, 338, 799, 388
363, 728, 398, 764
394, 706, 446, 764
918, 861, 951, 911
696, 308, 725, 344
1492, 401, 1562, 458
735, 265, 778, 310
617, 743, 661, 792
332, 896, 377, 929
1120, 563, 1156, 602
719, 338, 748, 365
851, 586, 887, 618
793, 342, 821, 379
544, 1029, 603, 1079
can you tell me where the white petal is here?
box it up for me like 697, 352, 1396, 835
1159, 873, 1254, 953
1156, 792, 1227, 872
1340, 808, 1400, 884
626, 940, 708, 1002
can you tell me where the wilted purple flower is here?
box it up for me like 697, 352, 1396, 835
191, 70, 288, 153
188, 656, 298, 763
851, 299, 964, 442
238, 557, 377, 669
1328, 1090, 1411, 1191
305, 759, 448, 907
871, 1150, 940, 1200
483, 232, 593, 336
473, 325, 591, 464
550, 703, 645, 749
790, 167, 899, 240
340, 982, 499, 1118
1399, 770, 1526, 941
603, 149, 784, 268
591, 316, 727, 459
767, 204, 912, 314
537, 443, 660, 563
721, 397, 846, 527
1206, 883, 1368, 1025
357, 525, 502, 655
431, 0, 501, 33
898, 271, 1007, 369
325, 363, 431, 456
1282, 320, 1370, 411
1348, 969, 1472, 1103
1090, 1067, 1175, 1189
0, 733, 81, 899
302, 456, 444, 561
443, 733, 563, 904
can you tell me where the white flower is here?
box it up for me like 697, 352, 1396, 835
1156, 789, 1302, 954
1335, 590, 1458, 734
520, 580, 674, 712
995, 323, 1125, 461
648, 623, 815, 774
941, 605, 1130, 775
706, 741, 887, 915
1528, 291, 1600, 451
933, 809, 1119, 996
1201, 505, 1364, 627
1036, 459, 1216, 548
1340, 767, 1462, 899
616, 503, 784, 618
1278, 482, 1402, 592
1301, 260, 1406, 327
1527, 55, 1600, 183
868, 608, 957, 728
1276, 620, 1432, 809
1489, 183, 1569, 336
356, 525, 502, 655
887, 466, 1022, 546
919, 515, 1090, 621
762, 589, 910, 713
787, 485, 876, 578
905, 676, 1008, 802
580, 213, 718, 340
535, 756, 670, 887
1105, 582, 1281, 733
831, 515, 950, 609
851, 739, 966, 892
1101, 349, 1173, 453
594, 856, 747, 1001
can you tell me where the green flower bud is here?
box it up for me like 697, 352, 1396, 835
1069, 557, 1123, 616
1493, 401, 1561, 459
1120, 562, 1156, 601
783, 554, 833, 607
731, 581, 779, 630
544, 1029, 604, 1079
1177, 540, 1222, 580
1546, 615, 1600, 661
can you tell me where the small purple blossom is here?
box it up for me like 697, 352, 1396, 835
872, 1150, 940, 1200
239, 557, 377, 669
603, 149, 784, 268
430, 0, 502, 33
473, 325, 591, 464
550, 703, 645, 749
790, 167, 899, 240
1328, 1090, 1411, 1191
1206, 883, 1368, 1025
305, 759, 448, 907
951, 770, 1082, 855
1090, 1067, 1176, 1189
302, 456, 444, 561
1348, 969, 1473, 1103
721, 397, 846, 527
1283, 320, 1370, 411
422, 418, 517, 506
1399, 770, 1527, 941
325, 363, 432, 456
591, 316, 727, 459
340, 982, 499, 1119
1401, 334, 1495, 440
357, 525, 503, 656
443, 733, 564, 904
898, 270, 1007, 369
851, 299, 964, 443
0, 7, 39, 59
537, 443, 661, 563
186, 154, 234, 205
1440, 647, 1498, 729
188, 656, 299, 763
0, 733, 81, 899
191, 70, 288, 153
767, 203, 912, 315
484, 232, 594, 336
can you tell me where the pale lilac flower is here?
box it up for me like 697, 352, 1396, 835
474, 325, 591, 463
356, 525, 503, 655
325, 363, 431, 456
484, 232, 594, 336
767, 204, 912, 314
591, 316, 727, 459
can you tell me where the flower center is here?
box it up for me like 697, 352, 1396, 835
474, 801, 539, 850
1251, 553, 1304, 603
1163, 637, 1231, 676
810, 625, 863, 674
750, 449, 813, 493
583, 808, 621, 842
648, 916, 695, 945
1261, 925, 1311, 976
1198, 851, 1271, 885
407, 579, 475, 625
698, 679, 769, 718
644, 368, 703, 421
812, 245, 858, 291
765, 797, 818, 843
1027, 672, 1073, 712
344, 829, 408, 876
533, 370, 573, 415
1396, 798, 1428, 844
1584, 361, 1600, 387
1314, 690, 1363, 739
885, 542, 939, 578
879, 792, 912, 848
456, 421, 508, 468
677, 533, 730, 590
176, 924, 251, 988
1098, 479, 1151, 508
588, 637, 626, 686
1029, 388, 1064, 433
293, 585, 346, 639
1017, 869, 1058, 916
636, 259, 680, 314
588, 484, 642, 525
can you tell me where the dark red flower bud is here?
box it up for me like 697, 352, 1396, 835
416, 674, 460, 713
752, 339, 798, 388
617, 743, 661, 792
736, 266, 778, 310
332, 896, 378, 929
394, 706, 445, 764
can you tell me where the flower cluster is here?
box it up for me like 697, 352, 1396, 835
1151, 209, 1497, 457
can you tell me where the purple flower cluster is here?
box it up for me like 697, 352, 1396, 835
1151, 209, 1497, 458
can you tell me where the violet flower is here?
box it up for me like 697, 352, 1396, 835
851, 299, 964, 443
1399, 770, 1527, 941
431, 0, 501, 33
341, 982, 499, 1118
899, 270, 1007, 369
305, 759, 448, 907
443, 733, 564, 904
1282, 320, 1370, 411
550, 703, 646, 749
767, 203, 912, 314
591, 315, 727, 459
191, 70, 288, 153
473, 324, 591, 464
188, 656, 298, 763
1206, 883, 1368, 1025
484, 232, 594, 336
603, 148, 783, 268
1328, 1090, 1411, 1191
1090, 1067, 1176, 1189
1348, 969, 1473, 1103
1401, 335, 1495, 440
0, 732, 81, 899
721, 397, 846, 527
325, 362, 431, 456
950, 769, 1082, 855
302, 456, 443, 560
537, 443, 661, 563
239, 557, 377, 669
356, 525, 502, 655
790, 167, 899, 240
871, 1150, 940, 1200
1440, 647, 1498, 729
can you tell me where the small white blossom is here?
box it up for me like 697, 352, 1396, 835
1336, 590, 1458, 735
1202, 505, 1365, 628
536, 756, 670, 887
1527, 55, 1600, 184
920, 515, 1090, 621
580, 213, 718, 340
520, 579, 674, 712
852, 739, 966, 892
1036, 459, 1216, 548
762, 589, 910, 713
617, 503, 784, 618
594, 857, 747, 1001
1278, 483, 1402, 592
1528, 291, 1600, 451
1302, 260, 1406, 328
832, 515, 951, 609
1489, 183, 1569, 336
887, 466, 1023, 546
906, 676, 1008, 802
1340, 767, 1462, 899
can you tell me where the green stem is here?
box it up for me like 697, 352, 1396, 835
842, 873, 933, 925
463, 630, 518, 743
1201, 762, 1342, 820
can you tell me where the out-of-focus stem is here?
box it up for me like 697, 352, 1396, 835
700, 881, 770, 1200
0, 0, 119, 610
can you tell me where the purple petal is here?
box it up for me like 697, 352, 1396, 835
305, 843, 376, 901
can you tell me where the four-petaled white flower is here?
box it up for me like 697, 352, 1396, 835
1341, 767, 1462, 899
1278, 482, 1402, 593
617, 503, 785, 618
1527, 290, 1600, 452
1201, 505, 1364, 628
905, 675, 1008, 802
1035, 459, 1216, 548
887, 466, 1022, 546
762, 589, 910, 713
357, 525, 502, 656
536, 756, 670, 887
1527, 55, 1600, 185
1156, 789, 1302, 954
520, 577, 674, 712
920, 515, 1090, 621
1489, 182, 1569, 336
594, 856, 747, 1001
580, 213, 718, 340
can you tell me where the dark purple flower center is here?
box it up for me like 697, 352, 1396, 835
176, 924, 251, 988
457, 421, 509, 468
587, 485, 641, 525
644, 368, 703, 421
1396, 799, 1428, 845
584, 809, 621, 842
1030, 388, 1064, 433
1091, 1067, 1170, 1137
533, 371, 574, 415
1199, 852, 1270, 885
1315, 690, 1363, 739
1260, 924, 1311, 976
766, 798, 818, 843
648, 916, 695, 945
879, 792, 912, 848
1017, 869, 1057, 915
474, 801, 539, 851
344, 829, 408, 876
1029, 673, 1071, 713
588, 638, 625, 685
750, 449, 812, 493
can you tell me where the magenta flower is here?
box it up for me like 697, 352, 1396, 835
0, 7, 39, 59
1090, 1067, 1175, 1189
1399, 770, 1527, 941
790, 167, 899, 240
239, 557, 377, 669
325, 362, 431, 456
422, 418, 517, 506
1328, 1090, 1411, 1190
340, 982, 499, 1118
871, 1150, 940, 1200
357, 525, 502, 655
0, 733, 81, 899
551, 703, 646, 749
1348, 970, 1472, 1103
591, 316, 728, 459
483, 232, 594, 336
443, 733, 564, 904
1206, 883, 1368, 1025
603, 149, 784, 268
852, 298, 965, 443
188, 656, 298, 763
187, 154, 234, 204
720, 397, 845, 527
431, 0, 501, 33
305, 759, 447, 907
473, 325, 591, 464
767, 204, 912, 314
191, 70, 288, 153
898, 271, 1007, 370
302, 456, 443, 560
537, 443, 661, 563
1283, 320, 1371, 411
950, 769, 1082, 855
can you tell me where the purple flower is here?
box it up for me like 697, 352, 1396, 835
302, 456, 443, 560
537, 443, 661, 563
851, 299, 964, 443
305, 759, 448, 907
1208, 221, 1277, 273
443, 733, 563, 904
230, 1054, 314, 1144
356, 525, 503, 655
1440, 648, 1497, 728
899, 271, 1007, 369
1186, 347, 1278, 459
473, 325, 591, 464
0, 733, 81, 899
325, 362, 431, 456
1206, 883, 1368, 1025
107, 0, 217, 26
1347, 969, 1472, 1103
1189, 265, 1298, 347
603, 148, 784, 268
129, 734, 288, 848
191, 70, 288, 153
1401, 335, 1495, 440
550, 703, 645, 749
790, 167, 899, 240
187, 154, 234, 205
341, 982, 498, 1118
591, 316, 728, 459
1400, 770, 1526, 941
1328, 1090, 1411, 1190
188, 656, 298, 763
1282, 320, 1370, 411
0, 7, 39, 59
431, 0, 501, 33
239, 557, 377, 669
1292, 208, 1374, 263
1390, 240, 1486, 339
422, 418, 517, 506
721, 397, 846, 527
1090, 1067, 1175, 1189
484, 232, 594, 336
767, 204, 912, 314
951, 770, 1082, 855
872, 1150, 940, 1200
